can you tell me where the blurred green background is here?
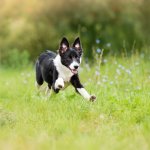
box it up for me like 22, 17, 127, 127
0, 0, 150, 67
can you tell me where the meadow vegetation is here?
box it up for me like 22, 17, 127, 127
0, 50, 150, 150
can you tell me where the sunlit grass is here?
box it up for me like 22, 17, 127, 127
0, 54, 150, 150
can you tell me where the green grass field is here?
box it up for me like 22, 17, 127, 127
0, 53, 150, 150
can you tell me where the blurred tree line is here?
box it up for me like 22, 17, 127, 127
0, 0, 150, 65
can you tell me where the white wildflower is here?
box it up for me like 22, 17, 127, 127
116, 69, 121, 75
95, 71, 100, 76
96, 48, 101, 53
110, 81, 114, 85
106, 43, 111, 47
102, 78, 107, 82
97, 81, 101, 85
126, 69, 131, 75
96, 39, 100, 44
103, 59, 108, 63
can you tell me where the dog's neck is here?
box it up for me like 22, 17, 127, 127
53, 54, 74, 82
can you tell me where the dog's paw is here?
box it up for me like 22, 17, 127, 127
58, 85, 63, 89
89, 95, 96, 102
55, 78, 64, 89
56, 84, 64, 89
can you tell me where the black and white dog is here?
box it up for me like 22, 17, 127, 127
35, 37, 96, 101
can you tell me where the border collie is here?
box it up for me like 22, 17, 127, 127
35, 37, 96, 101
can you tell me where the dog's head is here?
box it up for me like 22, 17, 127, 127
59, 37, 82, 74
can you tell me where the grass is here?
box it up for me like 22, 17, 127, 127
0, 53, 150, 150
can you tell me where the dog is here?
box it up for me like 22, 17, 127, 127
35, 37, 96, 101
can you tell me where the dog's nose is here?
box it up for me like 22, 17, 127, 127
74, 65, 79, 69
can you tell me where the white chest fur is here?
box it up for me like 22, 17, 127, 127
53, 55, 73, 82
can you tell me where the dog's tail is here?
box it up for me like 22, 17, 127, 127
35, 60, 43, 86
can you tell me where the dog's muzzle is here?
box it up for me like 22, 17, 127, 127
69, 67, 78, 74
69, 61, 79, 74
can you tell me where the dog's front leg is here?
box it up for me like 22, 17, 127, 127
52, 69, 64, 93
70, 75, 96, 101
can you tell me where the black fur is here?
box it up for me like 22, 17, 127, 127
70, 74, 83, 93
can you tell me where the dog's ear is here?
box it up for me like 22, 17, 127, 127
59, 37, 69, 54
73, 37, 82, 51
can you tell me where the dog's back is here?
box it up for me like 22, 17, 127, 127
35, 50, 56, 86
38, 50, 56, 64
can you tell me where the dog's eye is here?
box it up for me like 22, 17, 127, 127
75, 56, 79, 59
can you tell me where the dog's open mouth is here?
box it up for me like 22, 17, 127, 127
69, 68, 78, 74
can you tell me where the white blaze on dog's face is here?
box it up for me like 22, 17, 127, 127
59, 37, 82, 75
69, 59, 80, 74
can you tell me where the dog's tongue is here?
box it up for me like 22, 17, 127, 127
71, 69, 78, 74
